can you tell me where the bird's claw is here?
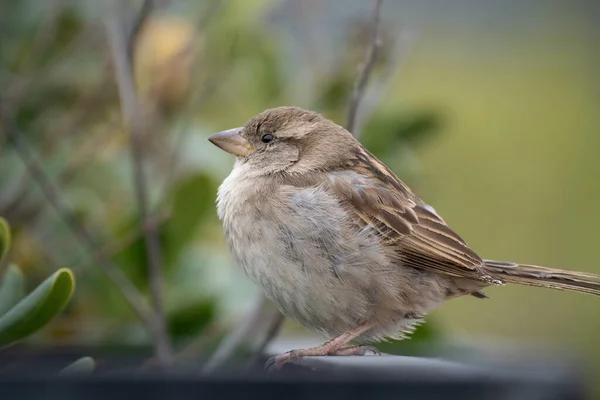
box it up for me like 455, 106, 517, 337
264, 349, 298, 372
264, 344, 381, 372
359, 345, 381, 355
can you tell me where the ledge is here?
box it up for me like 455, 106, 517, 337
0, 341, 586, 400
261, 339, 584, 399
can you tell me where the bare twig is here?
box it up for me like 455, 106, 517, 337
137, 0, 222, 197
0, 165, 37, 218
202, 296, 282, 373
2, 68, 116, 222
246, 311, 285, 368
358, 28, 418, 133
5, 26, 98, 103
346, 0, 383, 136
127, 0, 154, 62
173, 324, 223, 364
104, 0, 173, 365
18, 0, 65, 78
141, 322, 222, 372
70, 210, 171, 276
159, 27, 237, 196
0, 102, 158, 338
39, 62, 114, 158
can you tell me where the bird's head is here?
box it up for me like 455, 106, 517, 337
208, 106, 358, 175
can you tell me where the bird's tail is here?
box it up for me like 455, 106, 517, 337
482, 260, 600, 296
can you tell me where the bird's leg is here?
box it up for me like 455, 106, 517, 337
328, 345, 381, 356
265, 322, 377, 371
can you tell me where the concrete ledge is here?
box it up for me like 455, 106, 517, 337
262, 339, 584, 399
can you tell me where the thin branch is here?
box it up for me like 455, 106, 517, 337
24, 0, 65, 75
104, 0, 173, 365
0, 162, 38, 217
245, 312, 285, 368
56, 118, 122, 186
202, 296, 282, 373
346, 0, 383, 136
39, 62, 114, 159
173, 324, 223, 364
1, 71, 117, 226
70, 211, 170, 276
159, 27, 237, 197
358, 28, 418, 134
0, 102, 158, 338
141, 322, 222, 372
5, 25, 98, 103
127, 0, 154, 62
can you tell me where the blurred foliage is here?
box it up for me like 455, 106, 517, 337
0, 217, 11, 264
0, 267, 75, 348
0, 0, 443, 367
0, 219, 76, 350
167, 300, 215, 343
134, 14, 198, 114
162, 173, 218, 269
1, 2, 598, 392
111, 173, 217, 289
0, 265, 26, 317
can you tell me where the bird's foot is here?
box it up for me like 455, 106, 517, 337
265, 346, 330, 372
265, 322, 375, 372
265, 344, 381, 371
329, 344, 381, 356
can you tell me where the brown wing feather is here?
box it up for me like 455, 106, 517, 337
326, 148, 500, 284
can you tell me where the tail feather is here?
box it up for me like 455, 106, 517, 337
483, 260, 600, 296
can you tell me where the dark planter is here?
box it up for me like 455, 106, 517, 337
0, 345, 586, 400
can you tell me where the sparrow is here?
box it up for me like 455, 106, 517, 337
208, 106, 600, 370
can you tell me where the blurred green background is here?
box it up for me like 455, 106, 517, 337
0, 0, 598, 386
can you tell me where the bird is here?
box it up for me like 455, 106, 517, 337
208, 106, 600, 370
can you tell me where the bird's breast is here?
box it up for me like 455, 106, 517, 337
216, 166, 448, 339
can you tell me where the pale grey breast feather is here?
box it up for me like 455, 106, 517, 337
283, 184, 390, 276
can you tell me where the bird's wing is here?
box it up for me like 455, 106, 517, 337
323, 149, 497, 283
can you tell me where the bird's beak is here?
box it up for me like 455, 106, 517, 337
208, 127, 255, 157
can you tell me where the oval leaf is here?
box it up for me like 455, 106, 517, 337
0, 268, 75, 348
0, 217, 10, 265
0, 264, 25, 317
59, 356, 96, 376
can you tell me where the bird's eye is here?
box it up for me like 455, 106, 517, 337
261, 134, 274, 143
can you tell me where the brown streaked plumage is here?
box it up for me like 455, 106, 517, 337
209, 106, 600, 370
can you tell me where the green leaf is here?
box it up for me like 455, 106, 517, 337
314, 73, 354, 121
0, 268, 75, 348
167, 299, 215, 342
0, 264, 25, 317
0, 217, 11, 265
163, 173, 216, 267
111, 173, 216, 290
59, 357, 95, 376
362, 111, 441, 158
